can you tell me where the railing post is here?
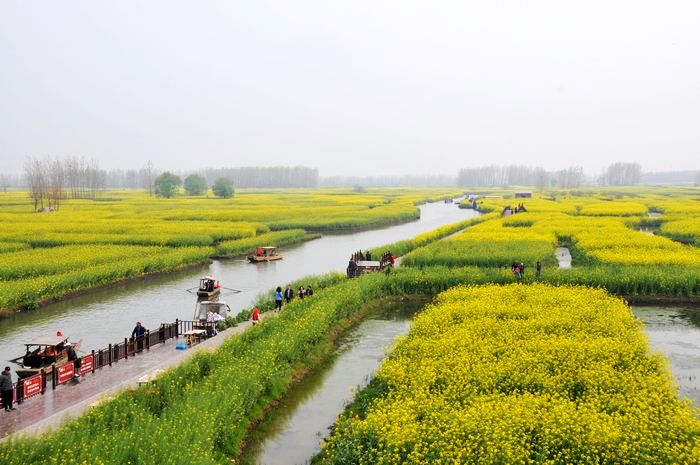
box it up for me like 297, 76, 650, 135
51, 364, 57, 390
17, 380, 23, 405
91, 350, 96, 374
124, 338, 128, 359
176, 318, 179, 336
146, 330, 150, 350
108, 344, 112, 366
41, 368, 46, 395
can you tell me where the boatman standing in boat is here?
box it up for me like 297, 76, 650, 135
1, 366, 16, 412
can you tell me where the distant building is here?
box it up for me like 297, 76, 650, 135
514, 191, 532, 198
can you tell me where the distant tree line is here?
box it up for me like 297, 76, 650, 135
322, 174, 456, 187
602, 162, 642, 186
201, 166, 318, 188
641, 170, 699, 184
153, 172, 234, 199
456, 165, 586, 189
23, 156, 107, 211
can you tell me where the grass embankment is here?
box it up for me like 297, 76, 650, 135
314, 284, 699, 464
0, 246, 214, 311
367, 213, 496, 258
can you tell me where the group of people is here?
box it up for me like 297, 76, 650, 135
250, 283, 316, 325
511, 259, 542, 280
501, 203, 528, 216
273, 284, 315, 311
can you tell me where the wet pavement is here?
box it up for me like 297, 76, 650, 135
0, 313, 272, 440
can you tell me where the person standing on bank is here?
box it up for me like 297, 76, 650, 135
536, 261, 542, 277
284, 284, 294, 303
1, 367, 16, 412
131, 321, 146, 351
275, 286, 283, 311
251, 307, 260, 325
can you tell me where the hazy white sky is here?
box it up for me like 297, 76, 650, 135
1, 1, 698, 176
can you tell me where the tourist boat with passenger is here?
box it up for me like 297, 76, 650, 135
9, 335, 81, 379
197, 276, 221, 297
248, 246, 283, 263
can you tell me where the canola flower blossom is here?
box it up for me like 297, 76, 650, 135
316, 284, 700, 464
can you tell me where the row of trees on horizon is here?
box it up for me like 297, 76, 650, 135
6, 156, 699, 207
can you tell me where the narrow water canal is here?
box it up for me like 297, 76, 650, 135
242, 299, 423, 465
0, 202, 476, 367
633, 305, 700, 405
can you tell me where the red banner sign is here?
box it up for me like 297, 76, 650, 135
56, 363, 74, 385
23, 374, 42, 399
79, 354, 93, 376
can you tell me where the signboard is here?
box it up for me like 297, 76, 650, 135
23, 373, 43, 399
56, 363, 75, 385
79, 354, 94, 376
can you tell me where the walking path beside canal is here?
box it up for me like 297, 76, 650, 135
0, 313, 274, 440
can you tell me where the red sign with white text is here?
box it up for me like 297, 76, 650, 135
79, 354, 93, 376
56, 363, 74, 385
23, 374, 42, 399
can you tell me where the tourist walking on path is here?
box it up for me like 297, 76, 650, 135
519, 261, 525, 278
284, 285, 294, 303
298, 286, 305, 300
305, 285, 313, 297
1, 367, 15, 412
275, 286, 283, 311
251, 307, 260, 325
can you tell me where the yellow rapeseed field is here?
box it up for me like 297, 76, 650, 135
317, 284, 700, 464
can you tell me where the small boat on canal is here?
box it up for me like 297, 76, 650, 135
197, 276, 221, 298
347, 251, 395, 278
248, 246, 283, 263
10, 335, 81, 379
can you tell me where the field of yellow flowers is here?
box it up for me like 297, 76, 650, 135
0, 188, 461, 313
403, 187, 700, 269
315, 284, 700, 464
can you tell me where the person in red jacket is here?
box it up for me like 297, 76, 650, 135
251, 307, 260, 325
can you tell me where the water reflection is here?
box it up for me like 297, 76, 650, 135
633, 306, 700, 405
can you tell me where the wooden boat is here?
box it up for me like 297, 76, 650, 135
10, 335, 81, 379
197, 276, 221, 297
347, 252, 395, 278
248, 246, 283, 262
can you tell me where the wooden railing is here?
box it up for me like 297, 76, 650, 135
0, 319, 216, 410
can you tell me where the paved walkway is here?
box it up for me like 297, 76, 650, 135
0, 313, 274, 440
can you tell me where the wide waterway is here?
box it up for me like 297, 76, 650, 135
0, 201, 476, 366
